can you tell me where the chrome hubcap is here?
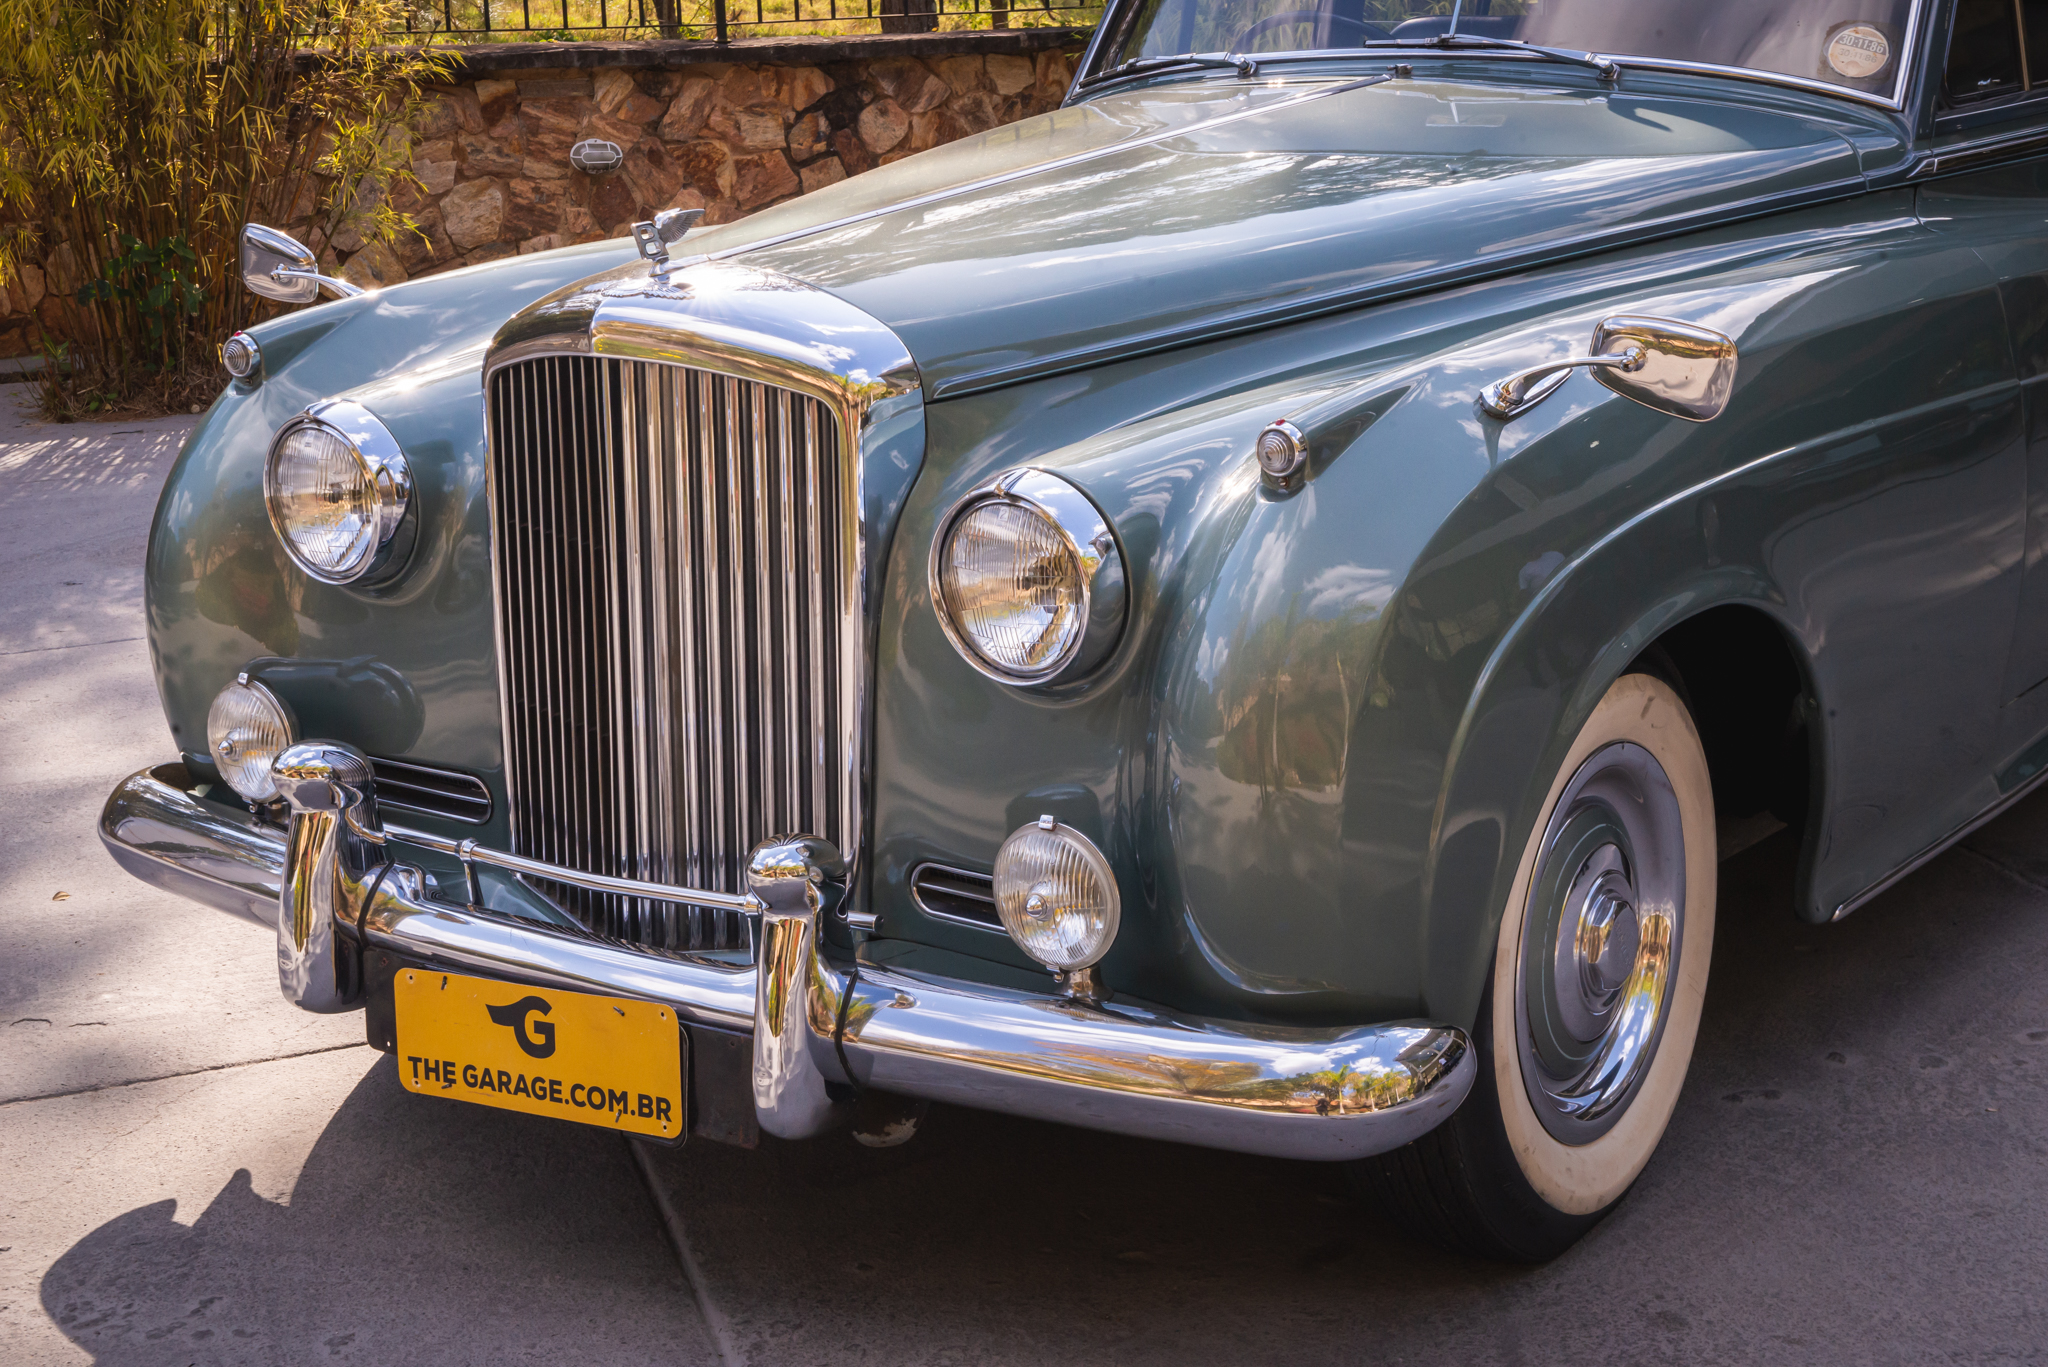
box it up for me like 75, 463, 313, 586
1515, 741, 1685, 1144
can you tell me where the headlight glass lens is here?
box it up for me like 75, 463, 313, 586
206, 678, 296, 803
993, 820, 1120, 971
268, 422, 380, 580
939, 500, 1085, 677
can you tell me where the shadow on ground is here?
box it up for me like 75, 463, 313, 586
44, 795, 2048, 1365
37, 1055, 715, 1366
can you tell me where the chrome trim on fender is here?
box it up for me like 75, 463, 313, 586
220, 331, 262, 381
1255, 418, 1308, 490
100, 760, 1476, 1160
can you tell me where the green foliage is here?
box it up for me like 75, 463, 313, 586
0, 0, 451, 414
75, 234, 206, 370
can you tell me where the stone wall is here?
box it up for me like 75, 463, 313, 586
0, 31, 1086, 360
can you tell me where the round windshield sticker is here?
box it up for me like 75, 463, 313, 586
1827, 25, 1891, 80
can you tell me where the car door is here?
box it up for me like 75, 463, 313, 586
1915, 0, 2048, 788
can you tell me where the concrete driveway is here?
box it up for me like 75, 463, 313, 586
4, 387, 2045, 1365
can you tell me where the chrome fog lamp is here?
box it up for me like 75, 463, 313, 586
219, 331, 261, 380
206, 674, 298, 803
993, 816, 1121, 974
265, 399, 413, 584
930, 468, 1125, 685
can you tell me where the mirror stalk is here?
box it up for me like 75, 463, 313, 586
1481, 314, 1739, 423
269, 265, 365, 300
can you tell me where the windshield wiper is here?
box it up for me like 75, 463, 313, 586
1081, 50, 1258, 89
1361, 34, 1621, 81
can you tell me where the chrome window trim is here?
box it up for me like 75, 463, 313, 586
482, 259, 922, 930
1074, 0, 1926, 113
1913, 123, 2048, 177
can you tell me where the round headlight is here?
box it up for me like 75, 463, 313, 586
206, 675, 297, 803
265, 400, 412, 584
993, 817, 1121, 972
931, 469, 1125, 685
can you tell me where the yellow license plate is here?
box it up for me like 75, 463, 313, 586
395, 969, 685, 1141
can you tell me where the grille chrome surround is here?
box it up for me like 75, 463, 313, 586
489, 355, 855, 951
483, 258, 918, 958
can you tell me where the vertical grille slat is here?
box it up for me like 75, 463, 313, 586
490, 355, 853, 955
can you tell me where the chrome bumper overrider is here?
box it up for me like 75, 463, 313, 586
99, 756, 1474, 1161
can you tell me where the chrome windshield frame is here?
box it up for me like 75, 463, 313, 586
1073, 0, 1929, 113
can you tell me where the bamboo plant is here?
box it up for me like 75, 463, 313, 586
0, 0, 450, 414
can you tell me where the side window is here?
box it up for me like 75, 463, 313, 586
1942, 0, 2048, 108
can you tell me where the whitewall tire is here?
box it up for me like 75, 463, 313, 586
1354, 671, 1716, 1259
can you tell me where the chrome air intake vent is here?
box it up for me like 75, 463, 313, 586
369, 757, 492, 825
909, 863, 1001, 930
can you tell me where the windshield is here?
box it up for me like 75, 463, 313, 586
1101, 0, 1920, 102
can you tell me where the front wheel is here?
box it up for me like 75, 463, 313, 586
1355, 672, 1717, 1260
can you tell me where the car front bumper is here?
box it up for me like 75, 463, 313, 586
100, 759, 1474, 1162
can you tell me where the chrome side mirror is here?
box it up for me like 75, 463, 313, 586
1481, 314, 1737, 422
240, 223, 364, 303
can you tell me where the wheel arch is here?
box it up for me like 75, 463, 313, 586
1420, 542, 1830, 1033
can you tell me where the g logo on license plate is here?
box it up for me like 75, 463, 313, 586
486, 995, 557, 1058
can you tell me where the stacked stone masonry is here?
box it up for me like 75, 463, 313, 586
0, 41, 1079, 357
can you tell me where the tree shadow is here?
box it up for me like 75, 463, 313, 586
39, 1054, 716, 1366
644, 798, 2048, 1366
41, 791, 2048, 1365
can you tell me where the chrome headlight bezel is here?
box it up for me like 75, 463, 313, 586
928, 468, 1127, 686
205, 673, 299, 803
264, 399, 415, 585
993, 816, 1122, 973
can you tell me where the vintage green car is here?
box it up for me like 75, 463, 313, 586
100, 0, 2048, 1259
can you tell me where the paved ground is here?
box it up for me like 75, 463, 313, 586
5, 387, 2048, 1365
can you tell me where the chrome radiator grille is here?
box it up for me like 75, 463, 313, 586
488, 353, 856, 954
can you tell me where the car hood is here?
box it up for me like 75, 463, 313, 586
683, 74, 1884, 398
